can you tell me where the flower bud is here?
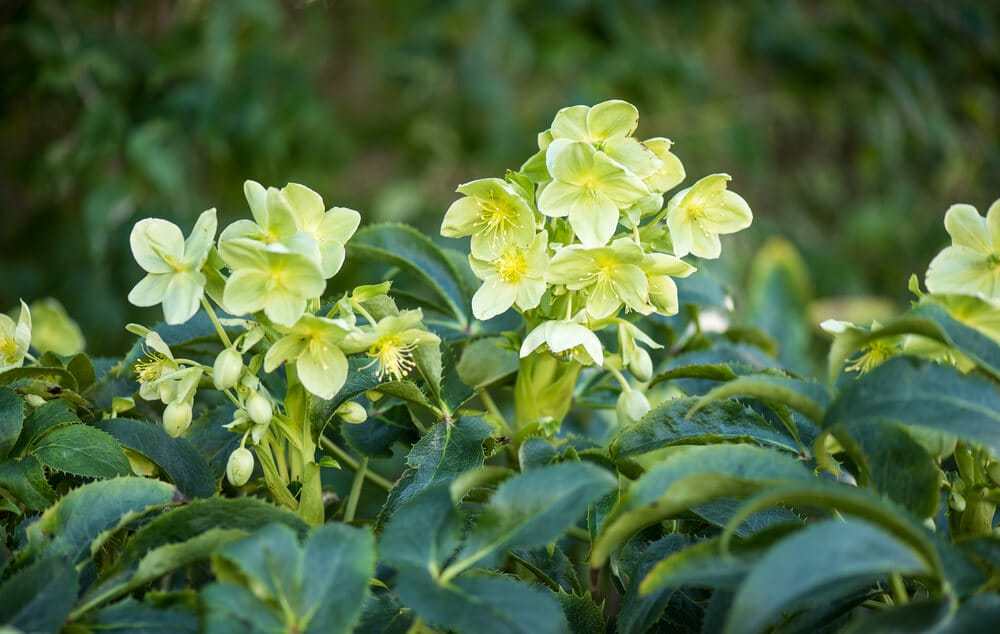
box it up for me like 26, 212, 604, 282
627, 348, 653, 383
336, 401, 368, 425
226, 447, 255, 487
365, 389, 383, 402
948, 491, 967, 513
125, 448, 159, 477
24, 394, 46, 408
246, 391, 272, 427
163, 400, 193, 437
213, 347, 243, 390
616, 390, 651, 427
157, 380, 178, 404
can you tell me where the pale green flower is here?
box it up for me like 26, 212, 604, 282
925, 200, 1000, 299
549, 100, 661, 178
546, 238, 651, 319
643, 253, 697, 316
219, 181, 320, 267
441, 178, 536, 258
538, 141, 649, 247
469, 232, 549, 320
665, 174, 752, 259
279, 183, 361, 278
221, 239, 325, 327
520, 319, 603, 366
0, 300, 31, 373
642, 138, 685, 194
263, 314, 352, 399
29, 298, 85, 356
130, 328, 202, 405
341, 309, 441, 381
128, 208, 217, 324
617, 320, 663, 382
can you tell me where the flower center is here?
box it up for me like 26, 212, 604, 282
478, 194, 522, 244
367, 335, 417, 381
496, 249, 527, 283
0, 332, 16, 359
135, 353, 173, 384
846, 340, 895, 375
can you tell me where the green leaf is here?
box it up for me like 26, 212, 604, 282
649, 363, 741, 387
611, 397, 800, 458
66, 353, 96, 392
824, 356, 1000, 456
840, 599, 950, 634
592, 445, 812, 566
511, 547, 582, 594
0, 367, 78, 392
355, 594, 415, 634
206, 523, 375, 634
349, 223, 470, 325
444, 462, 616, 577
201, 583, 284, 633
617, 534, 703, 634
376, 379, 435, 409
439, 338, 476, 413
639, 536, 757, 595
689, 372, 830, 425
0, 387, 23, 459
98, 418, 217, 499
84, 598, 200, 634
10, 399, 79, 457
24, 477, 179, 565
724, 518, 932, 634
555, 591, 605, 634
831, 419, 940, 518
0, 455, 56, 510
381, 485, 463, 574
377, 415, 493, 527
30, 424, 130, 478
457, 337, 519, 389
0, 557, 78, 634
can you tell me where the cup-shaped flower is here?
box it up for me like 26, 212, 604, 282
263, 314, 352, 399
643, 138, 685, 194
341, 309, 441, 381
0, 300, 31, 373
128, 208, 217, 324
665, 174, 752, 259
538, 141, 649, 247
221, 239, 325, 327
220, 182, 321, 267
441, 178, 536, 259
547, 238, 651, 319
549, 100, 661, 179
643, 253, 697, 316
469, 232, 549, 320
520, 319, 604, 366
925, 200, 1000, 299
280, 183, 361, 278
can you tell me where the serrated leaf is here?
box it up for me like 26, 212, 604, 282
725, 519, 932, 634
355, 594, 415, 634
84, 598, 200, 634
555, 591, 605, 634
341, 406, 418, 458
639, 536, 757, 595
349, 224, 470, 325
0, 387, 23, 459
0, 455, 56, 510
31, 424, 130, 478
66, 353, 96, 392
444, 462, 616, 576
439, 339, 475, 413
377, 415, 493, 527
593, 445, 812, 566
617, 534, 698, 634
612, 397, 799, 458
98, 418, 216, 499
381, 485, 462, 573
511, 547, 582, 594
0, 556, 78, 634
825, 356, 1000, 456
376, 379, 434, 409
689, 373, 829, 424
457, 337, 519, 389
24, 477, 179, 565
649, 363, 741, 387
10, 399, 79, 457
0, 367, 78, 392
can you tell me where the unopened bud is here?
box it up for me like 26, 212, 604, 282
948, 491, 967, 513
246, 392, 272, 427
616, 390, 651, 427
336, 401, 368, 425
24, 394, 46, 408
163, 400, 193, 437
226, 447, 255, 486
365, 389, 383, 402
213, 347, 243, 390
627, 349, 653, 383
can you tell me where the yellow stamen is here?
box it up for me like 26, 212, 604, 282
366, 335, 418, 381
496, 249, 527, 283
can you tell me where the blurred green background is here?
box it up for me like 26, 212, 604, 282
2, 0, 998, 356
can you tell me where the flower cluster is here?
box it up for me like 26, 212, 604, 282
442, 99, 752, 424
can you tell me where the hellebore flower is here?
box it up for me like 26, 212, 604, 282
219, 181, 320, 268
128, 208, 217, 324
643, 252, 697, 316
279, 182, 361, 278
548, 100, 662, 179
546, 238, 651, 319
0, 300, 31, 373
926, 200, 1000, 299
469, 232, 549, 320
642, 137, 686, 194
263, 314, 352, 399
520, 319, 604, 366
221, 239, 325, 327
665, 174, 752, 259
341, 309, 441, 381
129, 327, 202, 406
441, 178, 536, 259
538, 141, 649, 247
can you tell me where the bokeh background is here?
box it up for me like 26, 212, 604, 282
2, 0, 998, 358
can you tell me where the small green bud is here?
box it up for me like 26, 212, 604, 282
226, 447, 255, 486
246, 392, 272, 427
365, 389, 383, 402
949, 491, 967, 513
24, 394, 46, 408
125, 448, 159, 477
163, 400, 193, 437
336, 401, 367, 425
616, 390, 651, 427
112, 396, 135, 415
213, 347, 243, 390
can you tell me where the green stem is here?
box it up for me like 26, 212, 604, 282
201, 297, 233, 348
479, 388, 510, 435
320, 435, 394, 491
344, 457, 368, 523
889, 574, 909, 606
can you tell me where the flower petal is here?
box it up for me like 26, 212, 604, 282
263, 334, 306, 373
282, 182, 326, 226
603, 137, 661, 179
223, 269, 269, 316
643, 137, 686, 193
550, 105, 591, 140
700, 190, 753, 235
944, 204, 990, 253
926, 247, 994, 297
568, 192, 619, 247
162, 270, 206, 325
131, 218, 183, 274
128, 274, 171, 308
587, 100, 639, 140
298, 343, 349, 400
537, 179, 584, 219
183, 208, 218, 268
987, 199, 1000, 254
472, 279, 518, 320
244, 180, 269, 225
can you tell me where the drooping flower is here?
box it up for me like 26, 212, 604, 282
129, 327, 202, 406
341, 310, 441, 381
665, 174, 752, 259
925, 199, 1000, 299
279, 182, 361, 278
263, 314, 353, 399
219, 181, 320, 268
546, 238, 651, 319
538, 141, 650, 247
617, 320, 663, 382
128, 208, 217, 324
642, 252, 697, 316
548, 100, 662, 179
220, 239, 326, 327
520, 319, 604, 366
0, 300, 31, 373
469, 232, 549, 320
441, 178, 536, 259
642, 138, 686, 194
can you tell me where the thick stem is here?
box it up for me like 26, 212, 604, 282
512, 352, 583, 436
